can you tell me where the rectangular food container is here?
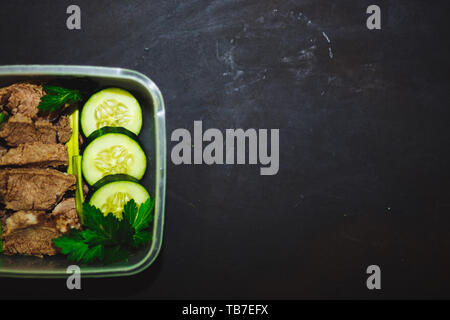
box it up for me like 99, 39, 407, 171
0, 65, 166, 278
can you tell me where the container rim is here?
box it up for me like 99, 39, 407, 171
0, 65, 166, 278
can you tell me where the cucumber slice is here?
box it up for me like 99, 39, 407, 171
81, 88, 143, 137
82, 132, 147, 185
89, 178, 150, 218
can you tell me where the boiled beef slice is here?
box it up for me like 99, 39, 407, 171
0, 83, 45, 119
1, 205, 79, 257
0, 168, 76, 211
2, 210, 47, 236
0, 143, 68, 168
1, 224, 60, 257
0, 144, 6, 157
0, 210, 5, 225
0, 114, 72, 147
0, 114, 57, 146
51, 198, 81, 233
56, 115, 72, 144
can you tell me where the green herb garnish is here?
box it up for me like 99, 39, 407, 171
38, 85, 82, 112
0, 112, 6, 127
53, 198, 155, 265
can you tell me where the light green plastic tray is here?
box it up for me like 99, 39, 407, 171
0, 65, 166, 278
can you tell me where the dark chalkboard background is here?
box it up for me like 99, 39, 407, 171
0, 0, 449, 299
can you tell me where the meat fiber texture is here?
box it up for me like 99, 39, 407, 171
0, 82, 80, 257
0, 83, 72, 147
0, 113, 72, 147
0, 168, 76, 211
0, 143, 68, 168
0, 83, 45, 119
51, 198, 81, 234
1, 199, 80, 257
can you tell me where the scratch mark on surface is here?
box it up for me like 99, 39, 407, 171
215, 7, 335, 93
341, 233, 363, 244
167, 190, 197, 209
322, 31, 330, 43
322, 31, 334, 59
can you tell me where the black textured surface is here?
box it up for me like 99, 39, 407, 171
0, 0, 449, 299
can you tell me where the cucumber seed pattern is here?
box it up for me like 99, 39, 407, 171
94, 145, 134, 176
94, 99, 132, 129
101, 192, 132, 218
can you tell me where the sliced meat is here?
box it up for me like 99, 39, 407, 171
2, 224, 60, 257
51, 198, 81, 233
83, 181, 90, 198
56, 115, 72, 144
0, 143, 68, 168
0, 114, 58, 147
0, 144, 6, 157
0, 83, 45, 119
0, 168, 76, 211
2, 210, 46, 236
0, 210, 6, 225
0, 87, 11, 106
0, 87, 7, 105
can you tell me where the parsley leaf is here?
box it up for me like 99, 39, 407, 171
83, 245, 104, 263
124, 198, 155, 232
53, 199, 154, 265
0, 112, 6, 127
103, 246, 130, 265
53, 230, 89, 262
133, 231, 152, 248
38, 85, 81, 112
82, 203, 105, 232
